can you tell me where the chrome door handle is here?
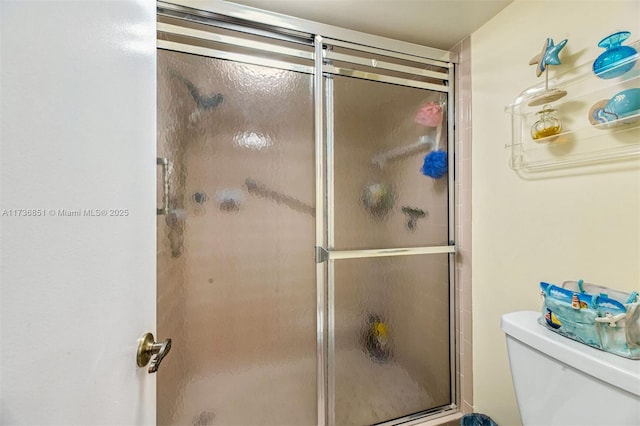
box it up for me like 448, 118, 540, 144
136, 332, 172, 374
157, 157, 171, 215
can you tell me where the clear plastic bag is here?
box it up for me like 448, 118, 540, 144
539, 280, 640, 359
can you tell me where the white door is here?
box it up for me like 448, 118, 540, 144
0, 1, 157, 424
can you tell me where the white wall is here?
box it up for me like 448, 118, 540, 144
1, 1, 157, 424
471, 1, 640, 424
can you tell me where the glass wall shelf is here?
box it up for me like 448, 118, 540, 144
505, 39, 640, 173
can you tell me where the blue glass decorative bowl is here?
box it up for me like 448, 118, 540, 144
589, 88, 640, 128
592, 31, 637, 79
605, 88, 640, 119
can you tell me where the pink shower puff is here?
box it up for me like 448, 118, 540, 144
414, 102, 443, 127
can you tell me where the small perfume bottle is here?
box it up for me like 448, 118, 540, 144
531, 105, 561, 141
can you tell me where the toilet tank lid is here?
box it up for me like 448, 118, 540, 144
501, 311, 640, 397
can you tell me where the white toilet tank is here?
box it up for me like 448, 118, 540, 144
501, 311, 640, 426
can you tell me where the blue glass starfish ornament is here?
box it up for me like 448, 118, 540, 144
529, 38, 568, 77
544, 38, 568, 65
529, 38, 551, 77
527, 37, 569, 106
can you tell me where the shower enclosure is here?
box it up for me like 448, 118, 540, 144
156, 2, 457, 425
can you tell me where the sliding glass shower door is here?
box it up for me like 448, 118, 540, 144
156, 4, 456, 425
157, 49, 317, 425
328, 75, 452, 425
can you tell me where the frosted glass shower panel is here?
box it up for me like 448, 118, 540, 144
332, 76, 449, 250
157, 50, 317, 426
332, 254, 451, 425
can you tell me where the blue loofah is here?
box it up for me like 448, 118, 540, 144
421, 150, 448, 179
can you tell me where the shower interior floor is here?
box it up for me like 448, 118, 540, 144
176, 348, 435, 426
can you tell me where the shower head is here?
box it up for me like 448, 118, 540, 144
175, 74, 223, 110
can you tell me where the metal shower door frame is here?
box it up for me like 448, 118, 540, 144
156, 2, 459, 424
320, 42, 457, 426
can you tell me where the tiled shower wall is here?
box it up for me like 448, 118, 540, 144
452, 36, 473, 414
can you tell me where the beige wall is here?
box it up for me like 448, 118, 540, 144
471, 1, 640, 425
